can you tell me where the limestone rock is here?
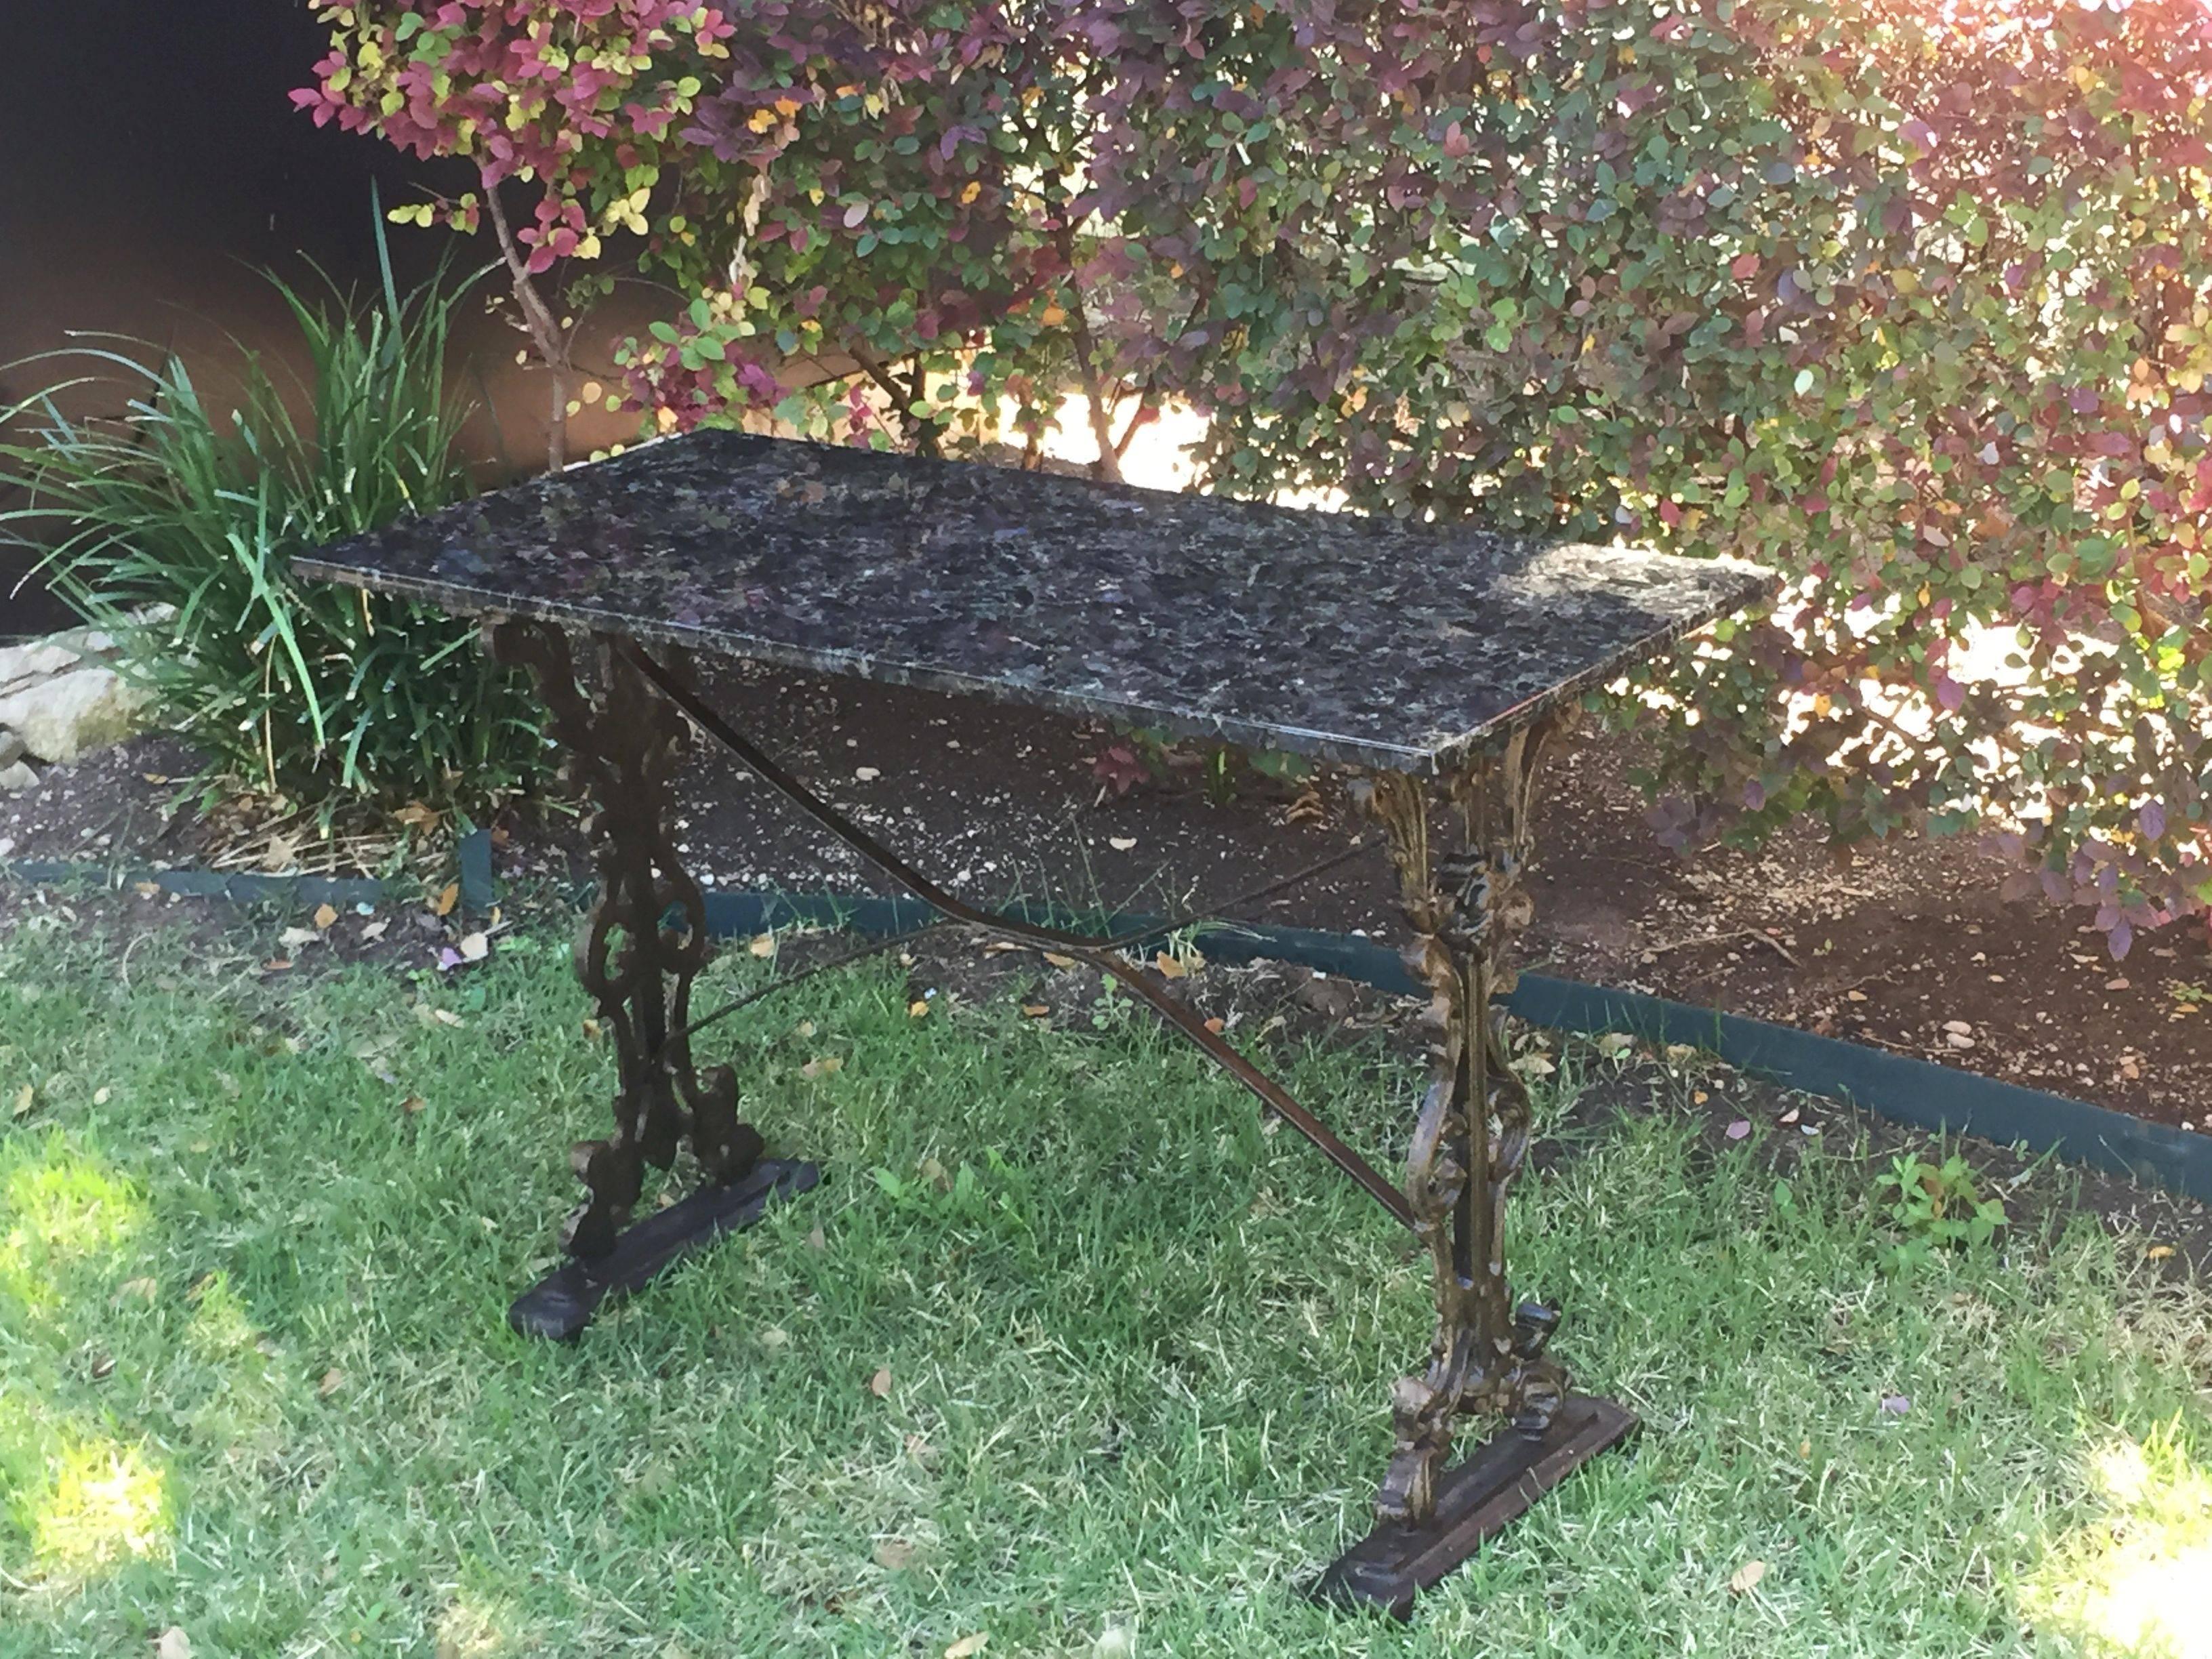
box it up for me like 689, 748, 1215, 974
0, 640, 81, 697
0, 759, 38, 793
0, 728, 21, 768
0, 666, 149, 764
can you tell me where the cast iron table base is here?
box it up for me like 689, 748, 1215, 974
481, 625, 1633, 1612
1314, 1394, 1640, 1618
508, 1157, 821, 1342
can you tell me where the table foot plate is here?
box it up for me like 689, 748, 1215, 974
1313, 1393, 1637, 1619
508, 1157, 821, 1341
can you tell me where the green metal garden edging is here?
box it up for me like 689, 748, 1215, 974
7, 841, 2209, 1208
4, 859, 388, 911
699, 888, 2212, 1209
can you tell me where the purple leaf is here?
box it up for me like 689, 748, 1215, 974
2139, 801, 2167, 842
1880, 1393, 1910, 1416
1725, 1120, 1751, 1141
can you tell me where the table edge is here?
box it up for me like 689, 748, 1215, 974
294, 554, 1777, 777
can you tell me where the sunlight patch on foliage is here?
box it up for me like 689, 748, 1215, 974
2025, 1429, 2212, 1658
7, 1433, 172, 1585
0, 1131, 148, 1316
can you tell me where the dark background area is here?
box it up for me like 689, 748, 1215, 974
1, 0, 429, 638
0, 0, 670, 642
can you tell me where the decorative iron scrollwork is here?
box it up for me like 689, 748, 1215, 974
1350, 719, 1568, 1530
487, 620, 762, 1261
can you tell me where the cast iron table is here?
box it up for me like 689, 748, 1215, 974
300, 429, 1772, 1616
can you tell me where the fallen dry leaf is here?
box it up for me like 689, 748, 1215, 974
117, 1277, 157, 1304
457, 932, 490, 962
1043, 951, 1078, 970
432, 1008, 464, 1028
1107, 836, 1138, 851
400, 1095, 427, 1116
945, 1637, 987, 1659
1204, 1016, 1226, 1035
1779, 1106, 1801, 1126
1153, 953, 1187, 980
262, 958, 293, 974
278, 926, 319, 949
360, 918, 390, 942
93, 1086, 111, 1106
134, 880, 161, 899
868, 1366, 893, 1399
874, 1538, 916, 1570
312, 902, 339, 930
156, 1627, 193, 1659
12, 1085, 32, 1118
2147, 1244, 2176, 1261
908, 999, 931, 1019
806, 1224, 827, 1252
432, 881, 459, 918
396, 801, 441, 831
1845, 988, 1868, 1002
318, 1368, 345, 1398
1727, 1559, 1767, 1595
1595, 1031, 1635, 1057
1694, 1090, 1710, 1105
801, 1055, 844, 1080
2106, 977, 2131, 991
1021, 1003, 1050, 1019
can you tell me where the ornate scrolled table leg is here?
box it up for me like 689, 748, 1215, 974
1317, 718, 1637, 1617
488, 620, 818, 1340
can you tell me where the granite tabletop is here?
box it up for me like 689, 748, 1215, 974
297, 430, 1774, 773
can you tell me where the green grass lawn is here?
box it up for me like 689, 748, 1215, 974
2, 908, 2208, 1657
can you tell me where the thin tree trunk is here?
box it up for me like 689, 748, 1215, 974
485, 190, 573, 474
1052, 226, 1124, 485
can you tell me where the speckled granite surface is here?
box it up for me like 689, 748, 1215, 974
298, 430, 1774, 773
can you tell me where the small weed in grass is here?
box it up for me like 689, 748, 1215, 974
1875, 1149, 2009, 1272
0, 924, 2208, 1658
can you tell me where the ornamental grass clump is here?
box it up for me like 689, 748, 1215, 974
0, 243, 538, 809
